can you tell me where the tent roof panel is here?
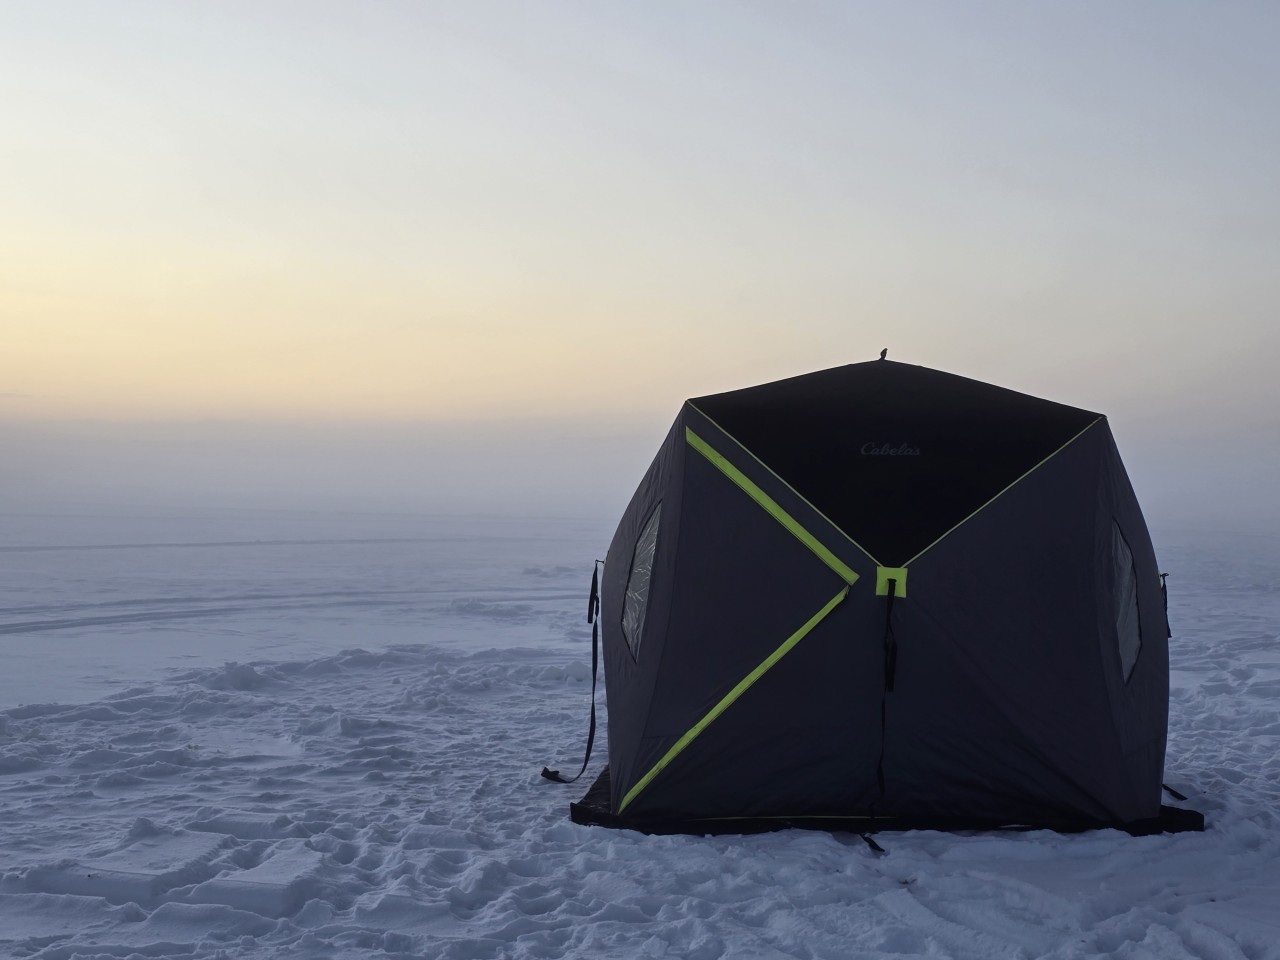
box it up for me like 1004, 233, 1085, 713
691, 360, 1100, 565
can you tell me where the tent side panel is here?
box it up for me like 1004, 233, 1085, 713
884, 425, 1136, 823
600, 414, 687, 810
1093, 424, 1168, 819
621, 443, 882, 820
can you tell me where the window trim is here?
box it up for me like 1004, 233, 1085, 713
621, 503, 662, 661
1111, 519, 1142, 684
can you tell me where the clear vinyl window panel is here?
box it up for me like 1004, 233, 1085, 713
1111, 520, 1142, 682
621, 504, 662, 660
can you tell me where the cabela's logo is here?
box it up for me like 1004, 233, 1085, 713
861, 442, 921, 456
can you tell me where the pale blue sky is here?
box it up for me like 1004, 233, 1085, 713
2, 2, 1277, 522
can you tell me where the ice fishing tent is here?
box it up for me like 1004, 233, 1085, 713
567, 359, 1200, 835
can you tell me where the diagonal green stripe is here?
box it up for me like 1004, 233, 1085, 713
618, 586, 850, 814
901, 417, 1104, 567
685, 427, 858, 585
688, 403, 881, 567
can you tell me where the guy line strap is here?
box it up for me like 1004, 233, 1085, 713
540, 562, 602, 785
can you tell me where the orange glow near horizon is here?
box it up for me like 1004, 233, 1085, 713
2, 3, 1277, 432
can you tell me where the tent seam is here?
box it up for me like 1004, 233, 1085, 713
902, 417, 1105, 567
625, 411, 692, 810
684, 426, 858, 585
686, 401, 881, 567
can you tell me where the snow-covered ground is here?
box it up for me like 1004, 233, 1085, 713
1, 509, 1277, 959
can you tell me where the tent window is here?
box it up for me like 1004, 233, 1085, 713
1111, 520, 1142, 682
622, 504, 662, 660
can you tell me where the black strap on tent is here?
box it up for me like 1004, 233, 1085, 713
883, 583, 899, 694
1161, 572, 1171, 638
541, 563, 602, 784
1162, 782, 1188, 802
873, 580, 899, 803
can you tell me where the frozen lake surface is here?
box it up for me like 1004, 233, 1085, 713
0, 510, 607, 707
1, 508, 1277, 958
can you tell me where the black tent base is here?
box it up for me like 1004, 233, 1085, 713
568, 769, 1205, 839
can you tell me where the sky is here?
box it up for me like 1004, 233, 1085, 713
2, 1, 1277, 526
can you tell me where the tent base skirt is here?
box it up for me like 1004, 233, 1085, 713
568, 768, 1205, 838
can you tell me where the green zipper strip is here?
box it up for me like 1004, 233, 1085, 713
688, 403, 881, 566
618, 585, 850, 814
685, 427, 858, 585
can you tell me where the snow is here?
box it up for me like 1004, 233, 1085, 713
1, 508, 1277, 959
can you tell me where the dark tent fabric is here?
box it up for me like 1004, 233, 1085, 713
567, 360, 1201, 835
